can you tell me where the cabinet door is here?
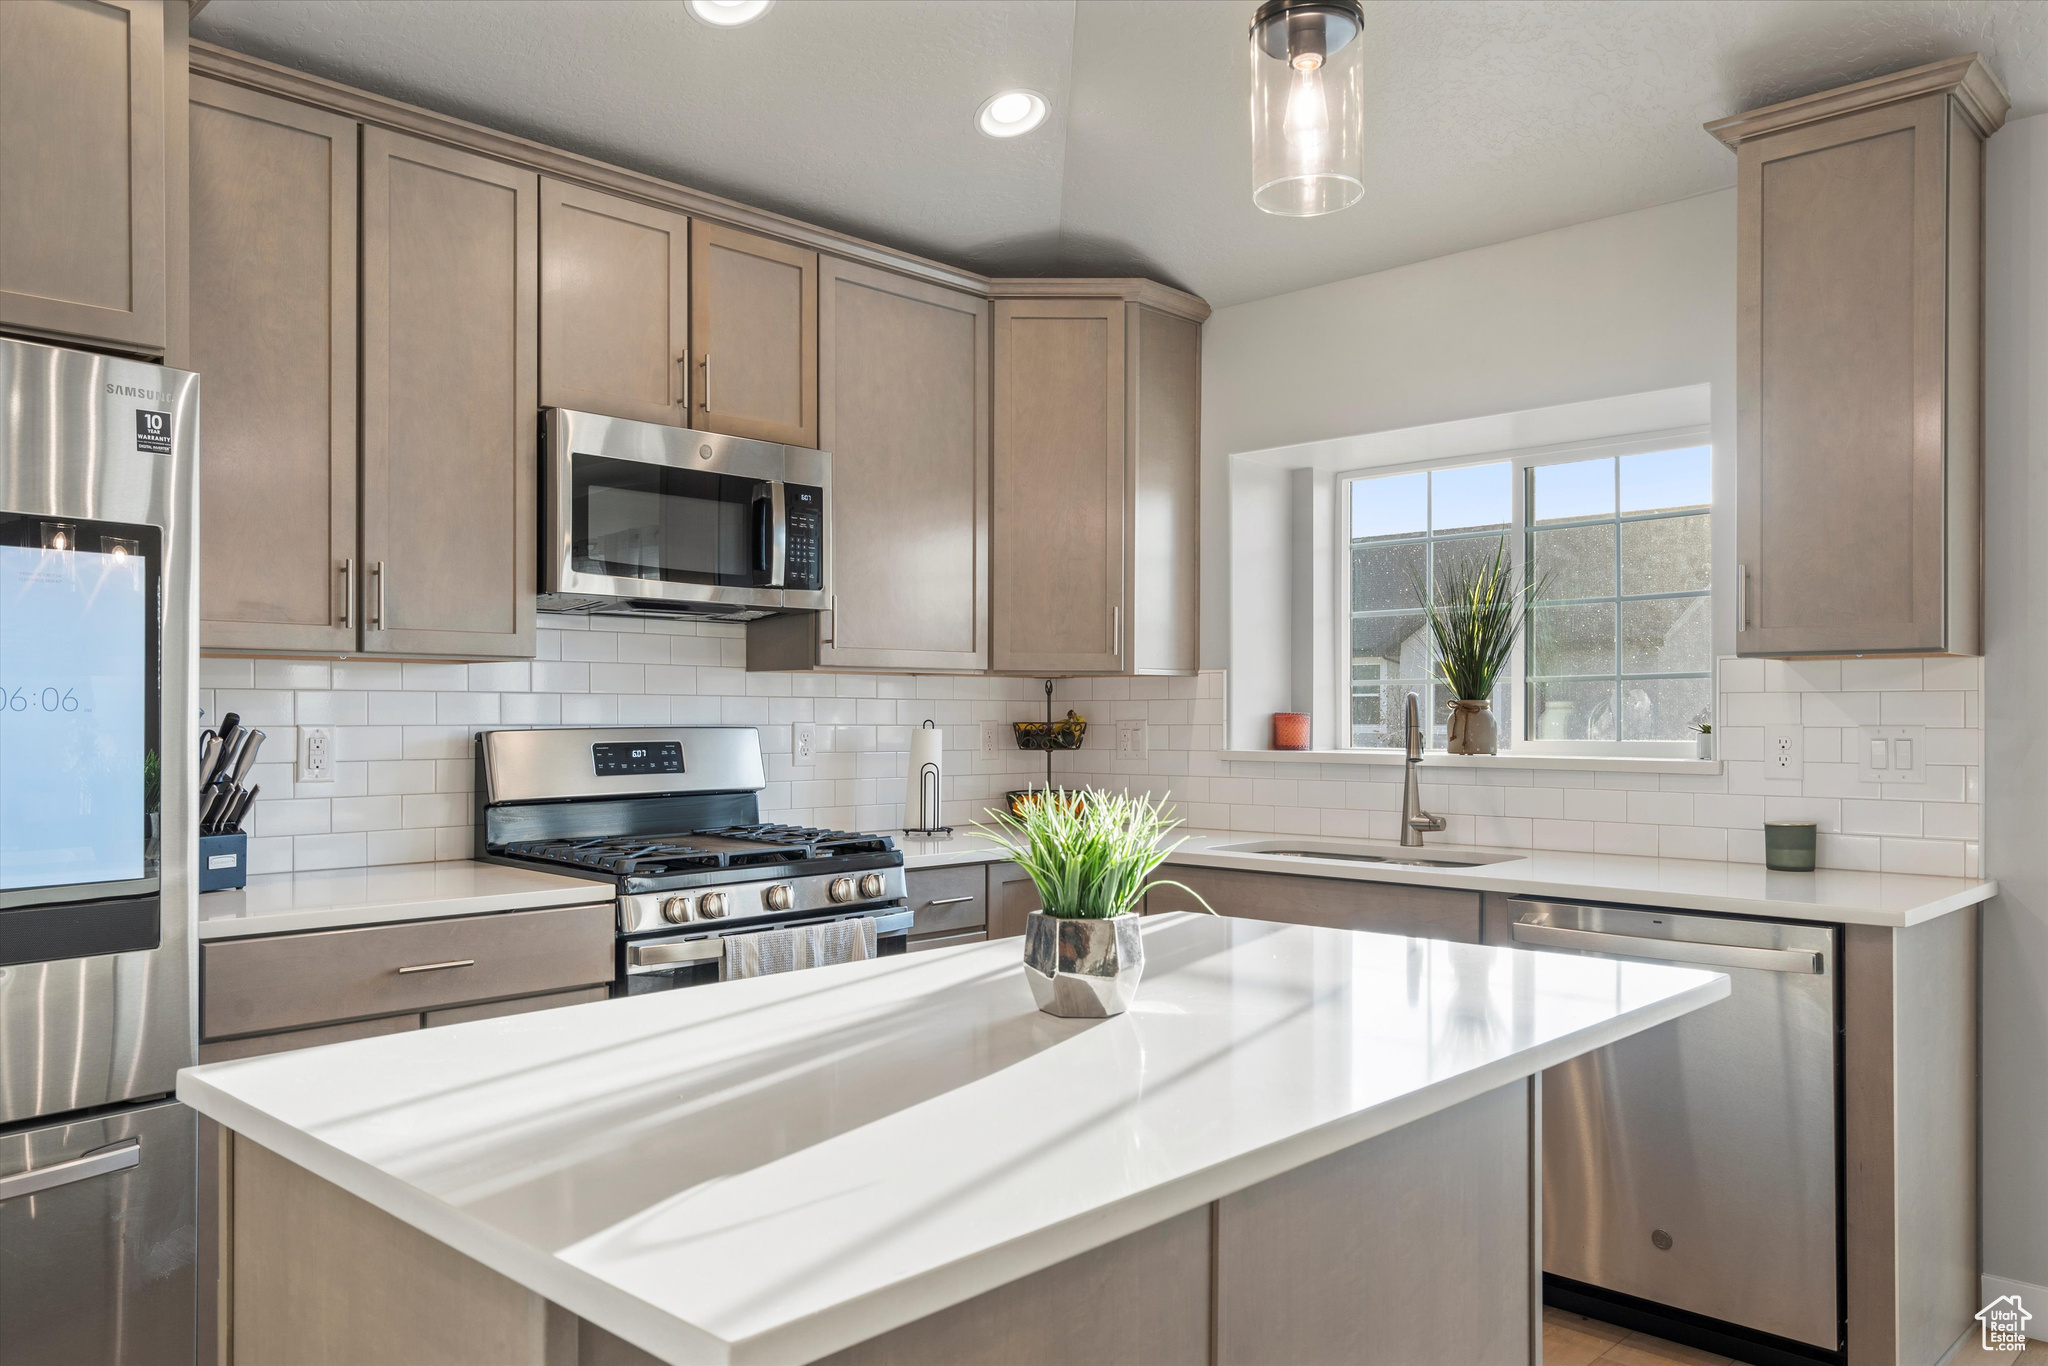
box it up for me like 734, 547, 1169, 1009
987, 861, 1042, 940
361, 128, 537, 659
539, 178, 689, 426
1145, 865, 1480, 942
690, 220, 817, 447
190, 77, 358, 654
992, 298, 1126, 674
817, 257, 988, 670
0, 0, 166, 353
1737, 95, 1951, 656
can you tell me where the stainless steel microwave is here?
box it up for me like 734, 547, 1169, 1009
540, 408, 829, 620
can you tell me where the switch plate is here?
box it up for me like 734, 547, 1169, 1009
1764, 725, 1803, 779
1116, 718, 1149, 757
792, 722, 816, 767
1858, 726, 1926, 784
298, 726, 332, 783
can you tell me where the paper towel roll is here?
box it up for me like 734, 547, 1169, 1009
905, 721, 944, 832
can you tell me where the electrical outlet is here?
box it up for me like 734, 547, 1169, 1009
1857, 725, 1926, 784
298, 726, 333, 783
1115, 718, 1149, 757
792, 722, 816, 767
979, 721, 1003, 757
1764, 724, 1803, 779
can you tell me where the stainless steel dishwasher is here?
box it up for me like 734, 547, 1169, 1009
1496, 897, 1840, 1358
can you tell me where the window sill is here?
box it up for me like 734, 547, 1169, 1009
1220, 749, 1723, 776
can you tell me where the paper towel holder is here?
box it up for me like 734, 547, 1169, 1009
903, 719, 953, 838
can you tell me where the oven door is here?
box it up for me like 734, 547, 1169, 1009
618, 904, 912, 994
543, 408, 829, 612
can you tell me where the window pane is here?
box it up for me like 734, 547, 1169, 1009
1531, 457, 1614, 523
1530, 524, 1614, 601
1621, 597, 1712, 674
1432, 534, 1510, 604
1351, 541, 1425, 611
1620, 515, 1709, 595
1431, 462, 1510, 533
1352, 613, 1428, 675
1353, 677, 1428, 748
1351, 471, 1427, 541
1530, 679, 1617, 741
1621, 677, 1713, 742
1620, 446, 1711, 514
1530, 602, 1616, 677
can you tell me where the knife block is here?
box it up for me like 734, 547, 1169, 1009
199, 832, 248, 892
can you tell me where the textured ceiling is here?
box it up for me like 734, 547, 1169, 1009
193, 0, 2048, 308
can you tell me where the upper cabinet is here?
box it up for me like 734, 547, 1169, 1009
1710, 55, 2007, 658
691, 221, 818, 447
360, 128, 538, 659
0, 0, 168, 354
991, 295, 1201, 676
748, 257, 990, 673
538, 178, 690, 427
190, 76, 358, 653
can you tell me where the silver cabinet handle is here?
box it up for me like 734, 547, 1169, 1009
339, 558, 354, 629
823, 593, 836, 646
703, 350, 712, 412
396, 958, 474, 975
1738, 563, 1748, 629
372, 561, 386, 631
924, 895, 977, 907
678, 348, 690, 410
1113, 605, 1122, 660
1511, 919, 1820, 975
0, 1140, 139, 1202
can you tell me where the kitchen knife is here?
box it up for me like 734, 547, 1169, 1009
196, 733, 221, 793
225, 784, 257, 833
211, 729, 252, 794
199, 784, 233, 834
223, 729, 264, 789
212, 713, 241, 773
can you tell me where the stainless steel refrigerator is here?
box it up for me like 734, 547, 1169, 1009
0, 338, 199, 1364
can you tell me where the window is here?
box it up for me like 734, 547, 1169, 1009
1342, 437, 1712, 753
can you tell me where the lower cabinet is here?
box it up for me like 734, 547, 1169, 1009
987, 861, 1043, 940
1144, 865, 1480, 943
905, 864, 989, 950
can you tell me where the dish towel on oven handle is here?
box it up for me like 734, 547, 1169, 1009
721, 917, 878, 980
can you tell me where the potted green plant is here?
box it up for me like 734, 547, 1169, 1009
975, 788, 1211, 1018
1411, 537, 1541, 755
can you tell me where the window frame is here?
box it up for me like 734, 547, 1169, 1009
1334, 425, 1714, 758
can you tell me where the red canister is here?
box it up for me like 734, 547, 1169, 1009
1271, 712, 1311, 750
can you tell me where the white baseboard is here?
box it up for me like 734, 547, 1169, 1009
1980, 1273, 2048, 1347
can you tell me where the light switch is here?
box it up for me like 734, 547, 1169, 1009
1857, 726, 1926, 784
1869, 739, 1889, 770
1894, 738, 1914, 770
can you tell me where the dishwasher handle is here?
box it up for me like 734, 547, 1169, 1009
0, 1139, 140, 1202
1511, 919, 1822, 975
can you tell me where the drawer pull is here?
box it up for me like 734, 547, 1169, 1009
396, 958, 475, 975
0, 1140, 139, 1202
924, 895, 977, 907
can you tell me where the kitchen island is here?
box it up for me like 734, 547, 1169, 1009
180, 912, 1725, 1366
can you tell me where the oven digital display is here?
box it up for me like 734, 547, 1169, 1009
592, 741, 683, 777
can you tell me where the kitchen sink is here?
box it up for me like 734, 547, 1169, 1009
1211, 840, 1523, 870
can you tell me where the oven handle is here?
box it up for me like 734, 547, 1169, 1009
630, 907, 914, 968
0, 1139, 139, 1203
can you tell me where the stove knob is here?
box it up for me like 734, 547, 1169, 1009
697, 892, 728, 920
828, 877, 855, 904
764, 884, 794, 912
859, 873, 886, 900
661, 895, 694, 925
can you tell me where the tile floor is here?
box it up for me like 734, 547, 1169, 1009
1544, 1307, 2040, 1365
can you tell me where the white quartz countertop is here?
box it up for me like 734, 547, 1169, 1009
903, 830, 1995, 928
195, 860, 614, 940
179, 913, 1725, 1366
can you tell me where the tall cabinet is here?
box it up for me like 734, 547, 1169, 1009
1709, 55, 2006, 658
991, 292, 1200, 676
749, 258, 990, 673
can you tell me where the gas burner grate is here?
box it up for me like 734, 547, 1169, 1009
498, 837, 727, 877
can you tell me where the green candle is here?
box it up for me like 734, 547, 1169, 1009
1764, 821, 1817, 872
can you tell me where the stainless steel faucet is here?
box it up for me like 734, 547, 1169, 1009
1400, 693, 1446, 847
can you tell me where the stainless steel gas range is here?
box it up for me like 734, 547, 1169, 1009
474, 727, 909, 992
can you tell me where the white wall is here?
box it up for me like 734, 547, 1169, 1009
1982, 108, 2048, 1303
1198, 188, 1739, 670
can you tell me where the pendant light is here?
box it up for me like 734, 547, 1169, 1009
1248, 0, 1366, 217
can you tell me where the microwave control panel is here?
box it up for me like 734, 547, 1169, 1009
784, 484, 824, 591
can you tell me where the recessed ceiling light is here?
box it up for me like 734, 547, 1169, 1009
976, 89, 1049, 139
688, 0, 772, 28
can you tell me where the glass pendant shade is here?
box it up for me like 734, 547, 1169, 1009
1248, 0, 1365, 217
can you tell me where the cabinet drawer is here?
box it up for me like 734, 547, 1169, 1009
424, 985, 610, 1028
200, 903, 614, 1040
1145, 866, 1480, 943
197, 1013, 419, 1064
906, 865, 988, 937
